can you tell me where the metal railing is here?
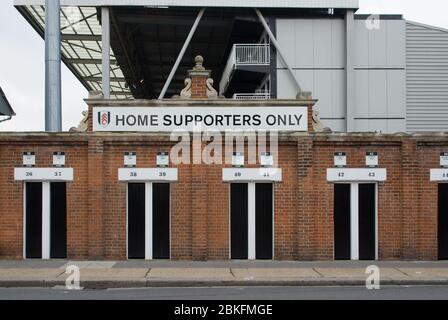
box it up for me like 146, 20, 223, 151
233, 91, 271, 100
234, 44, 270, 65
219, 44, 271, 95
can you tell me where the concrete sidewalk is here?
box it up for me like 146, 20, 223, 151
1, 261, 448, 289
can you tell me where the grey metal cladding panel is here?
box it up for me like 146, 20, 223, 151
406, 21, 448, 132
276, 19, 345, 69
354, 20, 405, 68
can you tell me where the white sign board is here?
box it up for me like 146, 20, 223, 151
430, 169, 448, 182
93, 106, 308, 132
327, 168, 387, 182
22, 152, 35, 167
118, 168, 178, 182
53, 152, 66, 167
260, 152, 274, 167
232, 153, 245, 167
334, 152, 347, 168
157, 152, 170, 167
366, 152, 378, 168
441, 153, 448, 168
14, 168, 74, 181
223, 168, 282, 182
124, 152, 137, 167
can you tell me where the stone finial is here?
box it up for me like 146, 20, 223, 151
193, 55, 206, 71
179, 55, 219, 99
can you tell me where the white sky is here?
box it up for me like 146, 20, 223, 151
1, 0, 448, 132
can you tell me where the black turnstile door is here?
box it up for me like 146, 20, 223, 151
128, 183, 145, 259
359, 184, 376, 260
25, 182, 42, 259
334, 184, 351, 260
153, 183, 170, 259
256, 183, 273, 260
231, 184, 248, 259
50, 182, 67, 258
438, 184, 448, 260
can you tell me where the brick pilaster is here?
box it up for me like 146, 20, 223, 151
296, 136, 318, 259
191, 142, 208, 260
401, 138, 419, 259
87, 138, 105, 258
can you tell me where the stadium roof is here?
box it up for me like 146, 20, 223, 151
0, 88, 15, 117
15, 5, 133, 99
14, 1, 360, 9
14, 1, 359, 99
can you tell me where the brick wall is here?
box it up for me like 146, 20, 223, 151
0, 133, 447, 261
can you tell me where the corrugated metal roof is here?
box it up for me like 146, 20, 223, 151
14, 0, 359, 9
406, 21, 448, 132
0, 87, 15, 117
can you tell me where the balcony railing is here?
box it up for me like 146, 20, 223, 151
220, 44, 271, 95
233, 91, 271, 100
234, 44, 271, 66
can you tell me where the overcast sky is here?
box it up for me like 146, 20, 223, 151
1, 0, 448, 132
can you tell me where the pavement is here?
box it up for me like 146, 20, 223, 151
1, 260, 448, 289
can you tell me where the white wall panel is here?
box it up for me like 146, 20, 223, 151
332, 20, 346, 68
387, 71, 406, 118
277, 19, 345, 69
386, 21, 406, 68
354, 20, 405, 69
354, 70, 369, 118
314, 20, 333, 68
293, 20, 314, 68
368, 23, 388, 68
276, 18, 406, 133
354, 22, 369, 68
354, 70, 405, 124
368, 71, 388, 118
331, 70, 346, 118
277, 20, 296, 67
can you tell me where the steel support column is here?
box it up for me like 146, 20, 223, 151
102, 7, 111, 99
255, 9, 301, 94
345, 10, 355, 132
45, 0, 62, 132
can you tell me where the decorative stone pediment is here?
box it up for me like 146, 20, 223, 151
179, 55, 219, 99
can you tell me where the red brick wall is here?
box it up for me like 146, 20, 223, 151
0, 133, 447, 261
191, 75, 208, 99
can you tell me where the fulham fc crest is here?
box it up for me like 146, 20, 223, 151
98, 111, 111, 128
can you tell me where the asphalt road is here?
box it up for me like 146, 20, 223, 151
0, 286, 448, 300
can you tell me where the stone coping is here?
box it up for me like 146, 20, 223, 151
0, 132, 447, 139
84, 98, 317, 107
